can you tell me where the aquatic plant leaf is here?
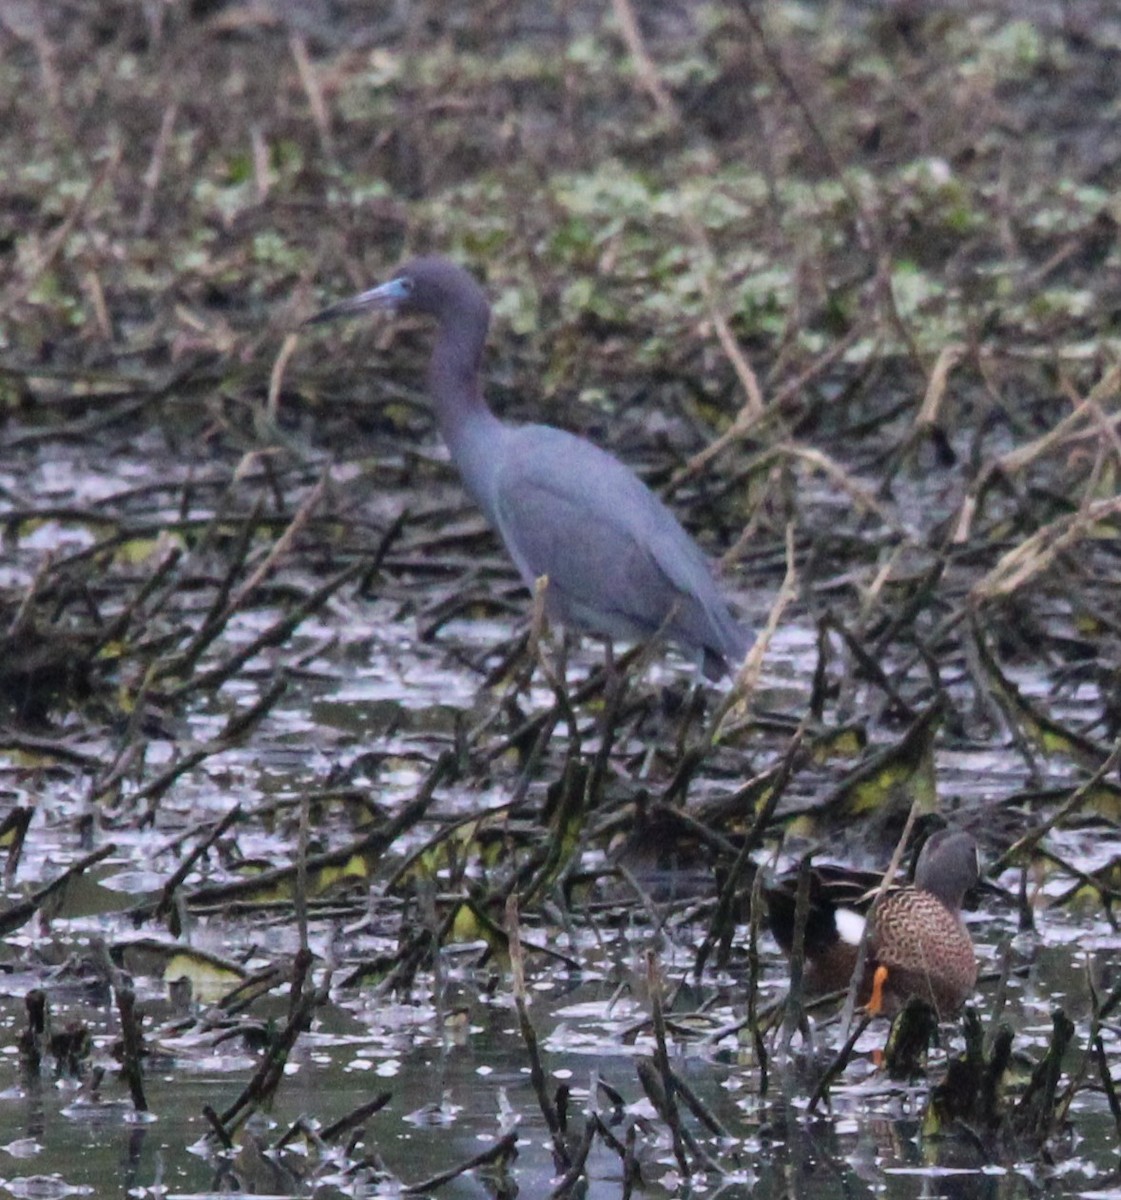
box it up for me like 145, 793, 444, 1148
807, 706, 942, 834
112, 937, 247, 1000
808, 724, 868, 763
972, 624, 1109, 769
450, 899, 510, 966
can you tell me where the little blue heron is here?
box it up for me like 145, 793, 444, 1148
307, 257, 749, 679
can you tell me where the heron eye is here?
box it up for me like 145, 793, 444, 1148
399, 277, 415, 295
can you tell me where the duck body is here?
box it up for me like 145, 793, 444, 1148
307, 257, 750, 679
766, 829, 980, 1019
862, 883, 977, 1017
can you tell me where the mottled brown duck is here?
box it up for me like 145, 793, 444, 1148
767, 828, 980, 1019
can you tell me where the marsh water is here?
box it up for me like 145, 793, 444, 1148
2, 426, 1119, 1196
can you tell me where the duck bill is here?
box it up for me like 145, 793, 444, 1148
304, 277, 408, 326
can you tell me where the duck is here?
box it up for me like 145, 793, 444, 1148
766, 828, 980, 1019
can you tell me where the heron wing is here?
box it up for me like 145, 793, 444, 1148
491, 425, 744, 661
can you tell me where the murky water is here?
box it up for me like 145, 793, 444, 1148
3, 425, 1119, 1194
3, 782, 1121, 1199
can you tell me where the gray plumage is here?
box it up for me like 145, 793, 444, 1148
307, 257, 749, 678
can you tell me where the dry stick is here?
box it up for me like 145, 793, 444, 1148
1093, 1027, 1121, 1141
382, 805, 514, 897
643, 978, 692, 1115
136, 673, 288, 820
173, 558, 366, 697
806, 1013, 874, 1114
401, 1130, 519, 1196
89, 544, 184, 658
246, 122, 269, 203
3, 142, 122, 309
202, 1105, 234, 1150
274, 1114, 321, 1154
83, 268, 111, 340
611, 0, 768, 449
621, 1122, 639, 1200
872, 555, 947, 662
669, 1070, 733, 1141
860, 545, 910, 628
969, 495, 1121, 603
711, 521, 798, 738
482, 644, 647, 765
173, 497, 265, 677
954, 364, 1121, 543
591, 1104, 627, 1157
991, 737, 1121, 875
874, 254, 924, 370
1083, 394, 1121, 461
0, 731, 102, 770
0, 844, 117, 937
916, 343, 966, 428
184, 750, 451, 911
135, 101, 179, 236
5, 393, 164, 452
287, 945, 314, 1028
746, 868, 769, 1095
1000, 361, 1121, 475
1053, 959, 1096, 1130
172, 464, 326, 678
266, 333, 300, 424
0, 807, 32, 888
735, 0, 873, 252
289, 32, 335, 159
645, 951, 717, 1178
609, 0, 678, 121
882, 602, 972, 707
672, 327, 864, 496
827, 614, 916, 720
1045, 849, 1121, 913
114, 985, 148, 1113
210, 962, 292, 1020
230, 473, 329, 613
506, 709, 562, 808
615, 863, 670, 934
690, 234, 766, 422
694, 721, 805, 977
585, 647, 635, 810
217, 952, 327, 1133
94, 651, 173, 803
549, 1119, 598, 1199
1089, 967, 1121, 1142
783, 442, 908, 536
295, 789, 311, 956
1080, 435, 1117, 521
318, 1093, 392, 1144
506, 893, 570, 1169
779, 854, 813, 1061
987, 940, 1015, 1037
155, 803, 243, 919
20, 989, 47, 1077
528, 576, 580, 748
8, 550, 54, 635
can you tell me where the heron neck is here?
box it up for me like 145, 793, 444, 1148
428, 316, 503, 518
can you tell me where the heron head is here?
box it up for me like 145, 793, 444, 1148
305, 257, 487, 327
